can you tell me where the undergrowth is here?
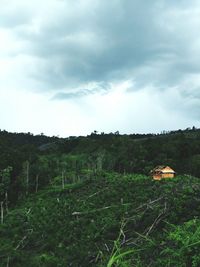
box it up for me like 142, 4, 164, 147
1, 174, 200, 266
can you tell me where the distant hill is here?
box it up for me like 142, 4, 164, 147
1, 126, 200, 203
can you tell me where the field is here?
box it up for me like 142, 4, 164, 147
1, 173, 200, 266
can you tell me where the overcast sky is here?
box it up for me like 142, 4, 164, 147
0, 0, 200, 137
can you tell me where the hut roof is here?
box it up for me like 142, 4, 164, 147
150, 166, 175, 174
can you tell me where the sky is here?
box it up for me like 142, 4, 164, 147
0, 0, 200, 137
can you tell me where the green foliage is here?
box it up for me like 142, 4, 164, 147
156, 219, 200, 267
1, 127, 200, 204
1, 129, 200, 265
0, 174, 200, 266
106, 220, 134, 267
0, 166, 12, 200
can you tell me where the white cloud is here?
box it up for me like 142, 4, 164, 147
0, 0, 200, 136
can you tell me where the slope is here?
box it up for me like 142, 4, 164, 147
1, 173, 200, 266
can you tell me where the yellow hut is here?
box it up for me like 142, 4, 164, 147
150, 166, 176, 180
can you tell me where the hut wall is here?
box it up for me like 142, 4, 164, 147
162, 173, 174, 178
153, 174, 162, 180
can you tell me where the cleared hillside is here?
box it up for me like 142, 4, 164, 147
1, 173, 200, 266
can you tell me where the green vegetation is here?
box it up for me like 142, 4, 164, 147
1, 174, 200, 266
1, 128, 200, 266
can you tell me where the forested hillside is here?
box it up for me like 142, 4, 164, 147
1, 127, 200, 203
1, 128, 200, 266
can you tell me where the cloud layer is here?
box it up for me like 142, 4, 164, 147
0, 0, 200, 135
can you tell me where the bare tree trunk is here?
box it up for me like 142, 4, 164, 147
1, 201, 3, 225
6, 256, 10, 267
72, 173, 76, 183
62, 171, 65, 189
26, 161, 30, 195
5, 192, 8, 213
35, 174, 39, 193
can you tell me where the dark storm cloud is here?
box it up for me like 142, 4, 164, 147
1, 0, 200, 100
53, 82, 109, 99
53, 89, 100, 100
